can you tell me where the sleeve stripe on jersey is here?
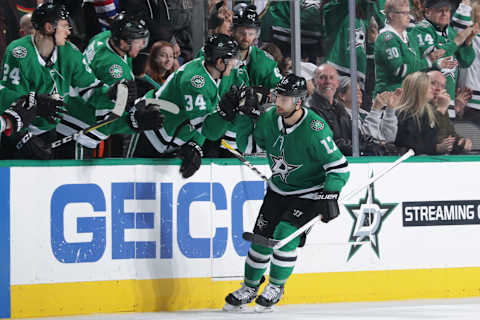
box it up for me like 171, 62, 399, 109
323, 156, 348, 172
451, 20, 468, 30
394, 64, 407, 78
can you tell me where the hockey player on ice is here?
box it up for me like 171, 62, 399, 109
224, 74, 349, 312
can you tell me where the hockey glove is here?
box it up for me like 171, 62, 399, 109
238, 86, 263, 120
108, 79, 137, 110
177, 141, 203, 178
128, 100, 165, 131
2, 93, 39, 134
35, 93, 65, 124
217, 85, 239, 122
316, 191, 340, 223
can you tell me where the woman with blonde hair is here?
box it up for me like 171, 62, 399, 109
395, 72, 454, 154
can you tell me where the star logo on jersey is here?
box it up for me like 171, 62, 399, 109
12, 46, 27, 59
109, 64, 123, 79
310, 119, 324, 131
191, 75, 205, 88
344, 171, 397, 261
270, 149, 302, 184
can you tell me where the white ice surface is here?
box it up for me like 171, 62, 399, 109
18, 297, 480, 320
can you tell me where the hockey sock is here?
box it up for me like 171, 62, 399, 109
269, 221, 299, 286
244, 244, 273, 288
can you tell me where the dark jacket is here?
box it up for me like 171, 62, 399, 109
306, 92, 397, 156
395, 111, 438, 155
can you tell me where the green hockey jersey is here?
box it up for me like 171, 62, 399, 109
374, 25, 432, 95
0, 35, 112, 135
238, 107, 350, 194
141, 57, 249, 154
57, 31, 135, 148
411, 19, 475, 117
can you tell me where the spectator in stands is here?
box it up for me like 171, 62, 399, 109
457, 0, 480, 123
411, 0, 478, 119
145, 41, 175, 88
82, 0, 119, 29
429, 70, 472, 153
19, 13, 34, 37
394, 72, 454, 155
306, 64, 397, 156
374, 0, 446, 96
208, 1, 233, 36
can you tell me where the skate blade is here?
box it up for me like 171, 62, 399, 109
223, 302, 248, 312
255, 304, 274, 313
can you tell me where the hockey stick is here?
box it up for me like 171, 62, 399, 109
242, 149, 415, 249
221, 139, 270, 181
51, 92, 180, 149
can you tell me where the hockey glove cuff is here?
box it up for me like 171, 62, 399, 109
128, 100, 165, 131
316, 191, 340, 223
2, 92, 39, 134
108, 79, 137, 110
178, 141, 203, 178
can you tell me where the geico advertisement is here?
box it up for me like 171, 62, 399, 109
9, 161, 480, 285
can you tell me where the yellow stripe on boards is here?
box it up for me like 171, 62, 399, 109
11, 267, 480, 318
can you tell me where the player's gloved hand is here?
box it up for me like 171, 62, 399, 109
177, 141, 203, 178
2, 93, 39, 134
316, 191, 340, 223
252, 86, 271, 109
108, 79, 137, 110
127, 100, 165, 131
217, 85, 239, 121
238, 86, 263, 120
35, 93, 65, 124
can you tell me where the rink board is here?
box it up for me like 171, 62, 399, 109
2, 156, 480, 318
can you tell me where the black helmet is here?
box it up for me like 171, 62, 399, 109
233, 4, 259, 29
31, 3, 70, 31
275, 74, 308, 98
111, 13, 150, 46
204, 34, 239, 65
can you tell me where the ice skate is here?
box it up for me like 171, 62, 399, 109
255, 282, 284, 312
223, 284, 260, 312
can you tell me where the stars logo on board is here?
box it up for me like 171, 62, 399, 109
344, 171, 397, 261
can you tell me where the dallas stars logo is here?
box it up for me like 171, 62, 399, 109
344, 172, 397, 261
270, 149, 302, 184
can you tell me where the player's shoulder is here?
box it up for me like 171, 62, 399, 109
413, 19, 433, 31
378, 30, 398, 43
4, 36, 34, 61
180, 58, 211, 91
304, 108, 333, 137
251, 46, 276, 63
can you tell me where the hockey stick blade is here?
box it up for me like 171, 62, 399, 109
144, 98, 180, 114
242, 232, 280, 248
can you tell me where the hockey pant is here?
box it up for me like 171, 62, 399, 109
244, 188, 320, 288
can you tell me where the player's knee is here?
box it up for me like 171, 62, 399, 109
273, 221, 300, 251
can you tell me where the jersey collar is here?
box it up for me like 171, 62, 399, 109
31, 35, 58, 67
277, 107, 308, 135
202, 60, 221, 88
106, 38, 128, 63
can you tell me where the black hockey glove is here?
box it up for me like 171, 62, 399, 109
108, 79, 137, 110
217, 85, 239, 122
2, 93, 39, 133
177, 141, 203, 178
35, 93, 65, 124
316, 191, 340, 223
238, 86, 263, 120
14, 131, 52, 160
127, 100, 165, 131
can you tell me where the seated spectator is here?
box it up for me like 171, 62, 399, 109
394, 72, 453, 155
374, 0, 445, 96
300, 62, 317, 97
411, 0, 479, 119
429, 70, 472, 153
19, 13, 34, 37
457, 0, 480, 124
145, 41, 176, 87
306, 64, 397, 156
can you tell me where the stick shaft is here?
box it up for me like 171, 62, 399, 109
221, 139, 269, 181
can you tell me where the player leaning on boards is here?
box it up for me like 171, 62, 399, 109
55, 13, 164, 159
128, 34, 252, 178
223, 74, 350, 312
0, 2, 135, 159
